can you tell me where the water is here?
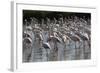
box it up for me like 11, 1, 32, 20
25, 32, 91, 62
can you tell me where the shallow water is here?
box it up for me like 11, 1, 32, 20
23, 31, 91, 62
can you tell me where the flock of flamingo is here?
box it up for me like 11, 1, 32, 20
23, 15, 91, 62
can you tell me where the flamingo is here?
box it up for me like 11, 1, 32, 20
23, 36, 33, 62
69, 24, 91, 59
72, 27, 89, 59
47, 32, 62, 61
42, 42, 51, 61
23, 24, 34, 62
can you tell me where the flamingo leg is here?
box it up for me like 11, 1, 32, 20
75, 41, 78, 59
83, 41, 85, 59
